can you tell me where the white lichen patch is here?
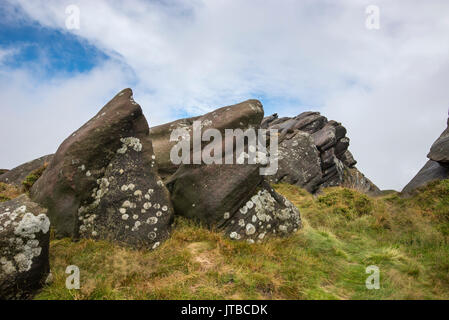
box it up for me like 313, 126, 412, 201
0, 204, 50, 275
152, 242, 160, 249
227, 188, 301, 241
146, 217, 158, 225
148, 232, 156, 240
117, 137, 142, 154
245, 223, 256, 235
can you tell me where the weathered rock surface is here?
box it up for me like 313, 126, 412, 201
157, 100, 301, 241
263, 112, 380, 195
150, 100, 264, 178
402, 160, 449, 194
0, 169, 9, 176
267, 131, 322, 192
428, 119, 449, 166
0, 155, 53, 187
30, 89, 174, 249
0, 195, 51, 300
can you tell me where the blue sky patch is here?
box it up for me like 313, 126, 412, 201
0, 3, 108, 76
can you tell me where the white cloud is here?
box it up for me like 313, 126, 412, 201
1, 0, 449, 190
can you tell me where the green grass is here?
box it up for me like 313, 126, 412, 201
22, 163, 48, 192
32, 180, 449, 300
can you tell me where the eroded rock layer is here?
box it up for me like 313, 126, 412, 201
263, 112, 380, 195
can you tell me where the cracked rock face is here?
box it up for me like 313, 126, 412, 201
263, 112, 380, 195
0, 195, 50, 300
30, 89, 174, 249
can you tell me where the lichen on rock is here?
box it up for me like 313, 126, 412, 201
0, 195, 50, 300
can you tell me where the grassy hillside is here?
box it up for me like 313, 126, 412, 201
3, 180, 448, 300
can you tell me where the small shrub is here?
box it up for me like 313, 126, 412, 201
22, 163, 48, 192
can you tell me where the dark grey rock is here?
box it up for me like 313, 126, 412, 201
159, 100, 302, 241
30, 89, 174, 249
428, 119, 449, 165
402, 160, 449, 194
340, 150, 357, 168
0, 155, 54, 187
0, 195, 51, 300
267, 131, 322, 192
150, 100, 264, 178
262, 112, 379, 194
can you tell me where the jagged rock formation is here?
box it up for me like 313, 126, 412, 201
0, 195, 51, 299
0, 155, 53, 187
152, 100, 301, 241
30, 89, 174, 249
263, 112, 380, 195
428, 119, 449, 165
403, 119, 449, 193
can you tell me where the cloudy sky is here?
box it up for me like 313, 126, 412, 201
1, 0, 448, 191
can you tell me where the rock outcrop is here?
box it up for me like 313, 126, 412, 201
0, 155, 53, 187
402, 160, 449, 194
428, 119, 449, 166
0, 195, 51, 300
150, 100, 265, 178
30, 89, 174, 249
0, 169, 8, 176
263, 112, 380, 195
403, 119, 449, 194
153, 100, 302, 241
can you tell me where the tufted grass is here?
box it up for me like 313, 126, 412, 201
0, 182, 22, 202
34, 181, 449, 300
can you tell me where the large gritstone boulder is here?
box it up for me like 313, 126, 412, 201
0, 155, 53, 187
30, 89, 174, 249
0, 195, 51, 300
428, 119, 449, 166
150, 100, 265, 178
157, 100, 301, 241
263, 112, 381, 195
